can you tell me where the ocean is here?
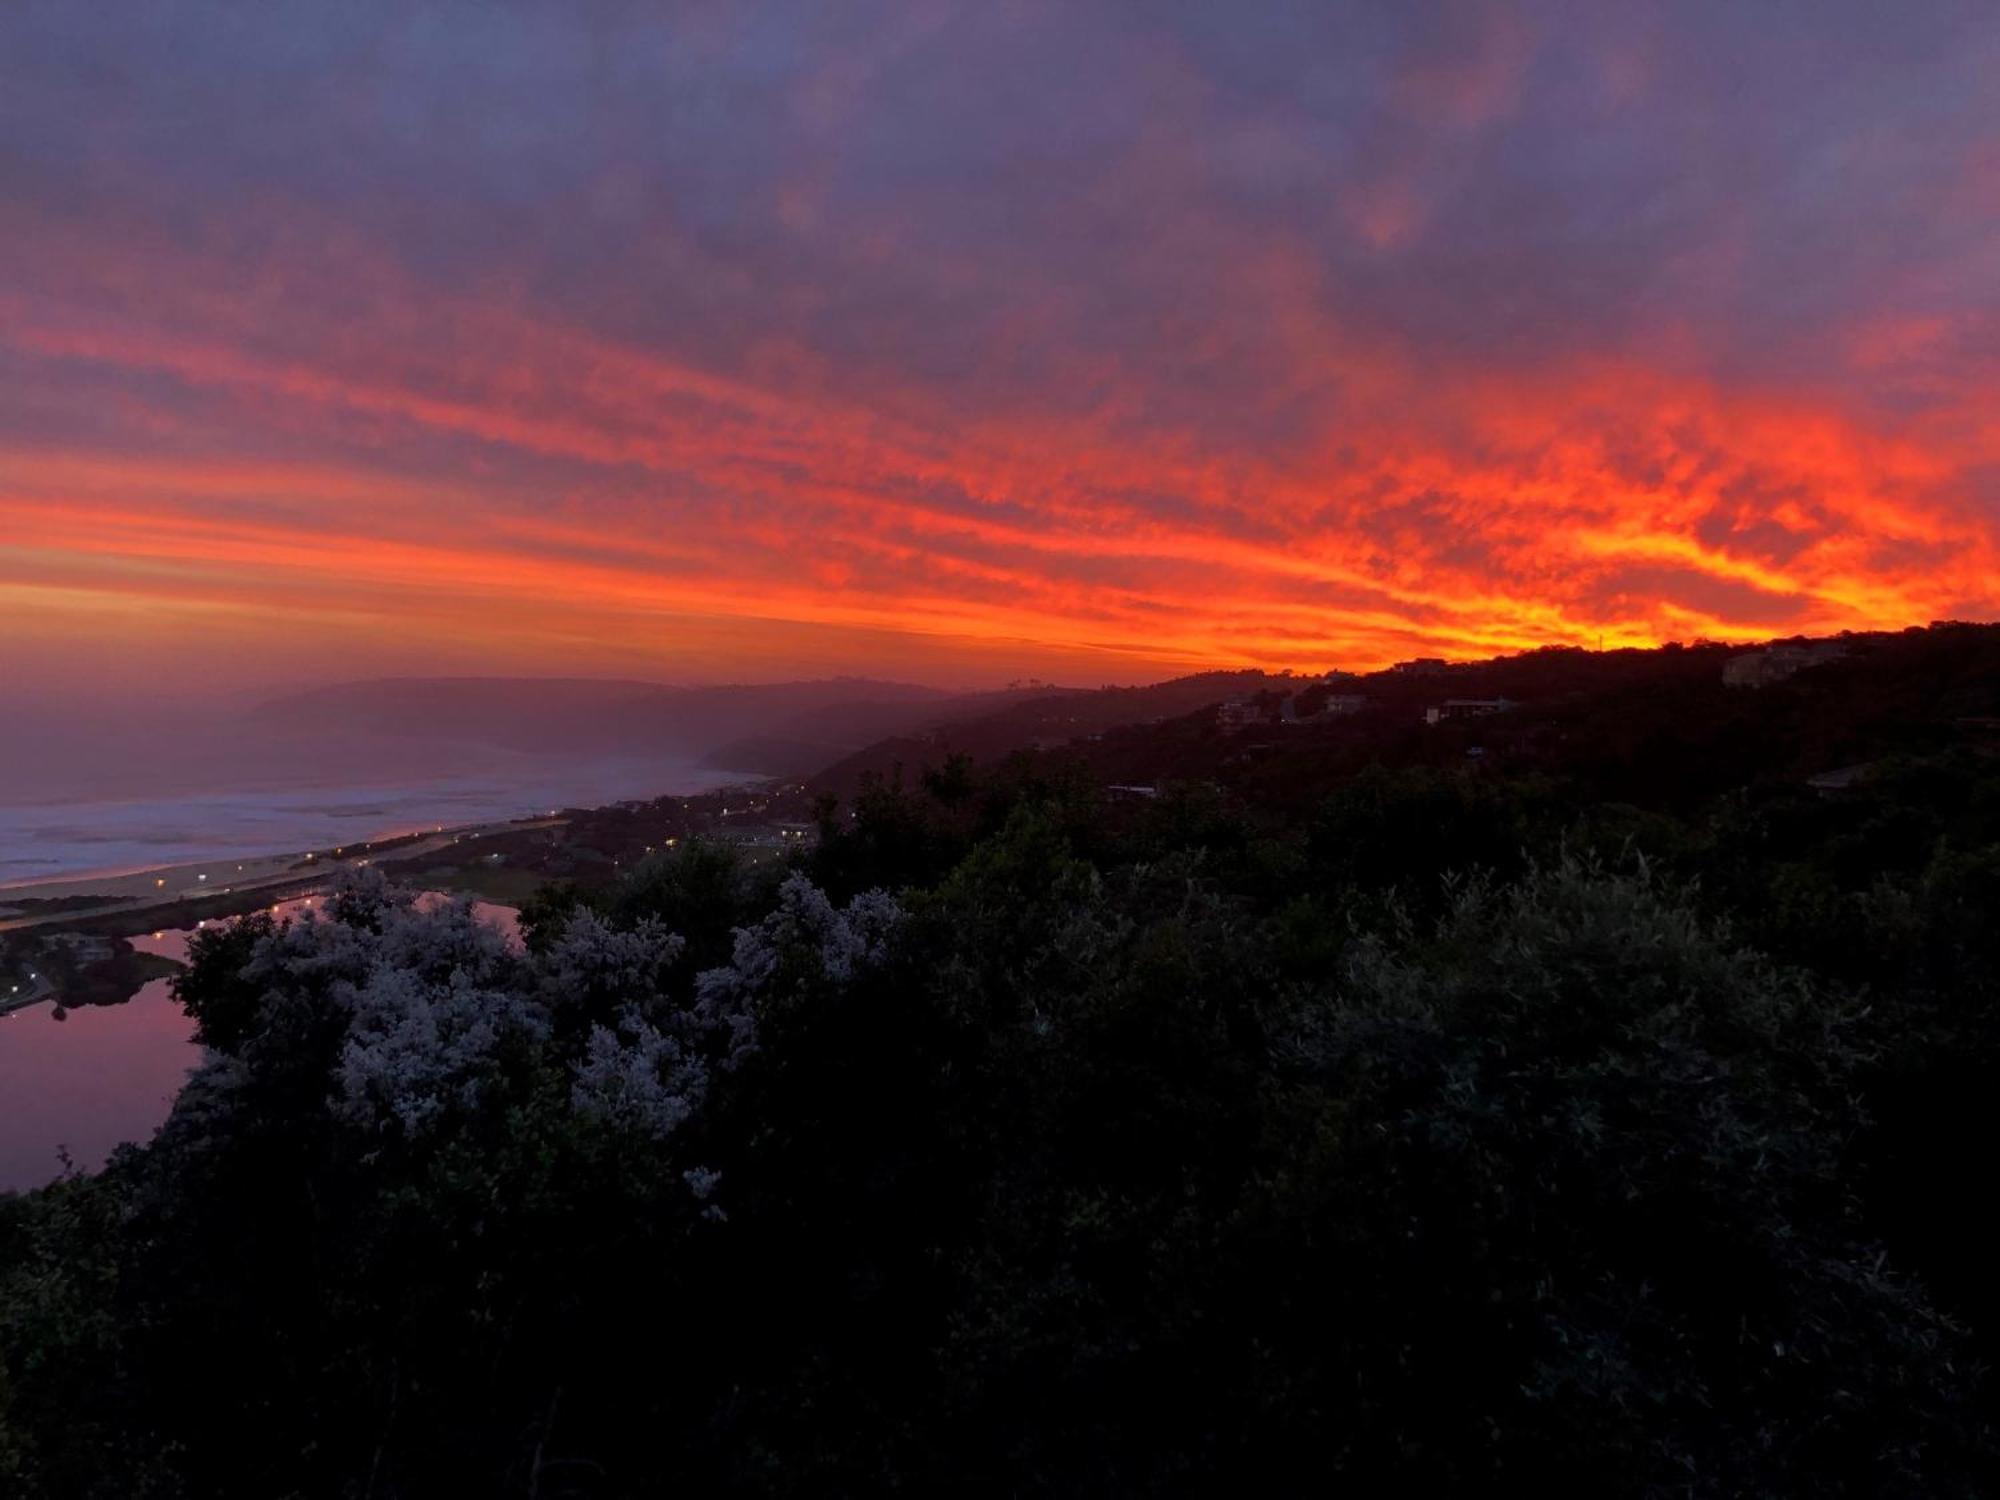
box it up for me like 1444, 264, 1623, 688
0, 755, 749, 889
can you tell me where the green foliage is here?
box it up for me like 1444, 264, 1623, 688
6, 730, 2000, 1495
172, 911, 274, 1050
1275, 864, 1935, 1490
584, 836, 763, 973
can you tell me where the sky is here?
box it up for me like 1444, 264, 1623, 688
2, 0, 1997, 698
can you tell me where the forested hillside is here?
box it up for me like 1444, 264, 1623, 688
5, 627, 1999, 1495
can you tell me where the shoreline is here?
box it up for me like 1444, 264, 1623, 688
0, 760, 769, 898
0, 814, 517, 900
1, 970, 58, 1017
0, 817, 565, 936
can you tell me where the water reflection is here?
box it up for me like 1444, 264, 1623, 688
0, 978, 196, 1193
1, 892, 520, 1192
125, 892, 522, 964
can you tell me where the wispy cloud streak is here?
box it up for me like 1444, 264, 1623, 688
2, 1, 1995, 689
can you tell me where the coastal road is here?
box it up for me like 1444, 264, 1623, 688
0, 819, 566, 938
1, 969, 57, 1016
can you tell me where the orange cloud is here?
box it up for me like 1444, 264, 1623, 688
3, 43, 1996, 699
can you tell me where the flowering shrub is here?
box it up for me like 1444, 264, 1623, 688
7, 767, 1998, 1500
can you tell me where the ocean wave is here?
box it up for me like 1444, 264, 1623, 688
0, 757, 744, 887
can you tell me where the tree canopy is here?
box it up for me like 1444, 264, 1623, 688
6, 717, 2000, 1494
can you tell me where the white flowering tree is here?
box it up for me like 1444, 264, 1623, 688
693, 873, 901, 1038
570, 875, 904, 1144
162, 865, 906, 1234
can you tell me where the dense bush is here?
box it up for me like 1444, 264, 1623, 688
5, 752, 2000, 1495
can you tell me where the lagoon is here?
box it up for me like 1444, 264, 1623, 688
0, 894, 521, 1193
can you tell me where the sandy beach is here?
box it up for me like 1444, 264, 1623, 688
0, 818, 563, 935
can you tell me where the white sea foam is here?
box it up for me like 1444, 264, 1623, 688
0, 756, 746, 887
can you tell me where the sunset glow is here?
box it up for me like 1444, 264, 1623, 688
4, 3, 1996, 691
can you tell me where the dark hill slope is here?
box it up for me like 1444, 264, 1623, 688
814, 625, 2000, 814
807, 669, 1291, 796
699, 685, 1097, 778
1071, 625, 2000, 814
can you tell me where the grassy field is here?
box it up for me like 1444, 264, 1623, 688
394, 861, 549, 905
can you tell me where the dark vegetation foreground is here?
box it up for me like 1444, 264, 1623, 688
5, 627, 2000, 1495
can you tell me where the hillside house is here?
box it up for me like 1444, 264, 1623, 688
1722, 641, 1847, 688
1806, 764, 1875, 796
1217, 697, 1266, 730
1425, 698, 1514, 726
1293, 693, 1369, 722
